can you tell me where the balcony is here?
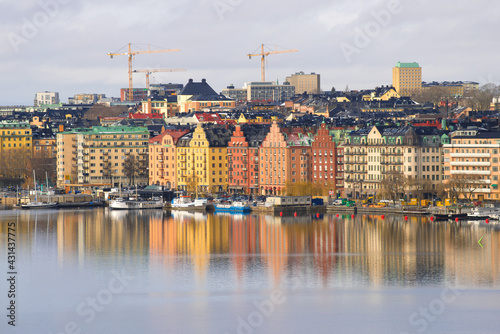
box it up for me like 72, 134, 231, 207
451, 162, 490, 167
254, 175, 258, 179
124, 151, 130, 155
242, 152, 247, 156
243, 167, 247, 171
138, 151, 147, 155
103, 152, 109, 155
450, 170, 491, 176
227, 152, 232, 156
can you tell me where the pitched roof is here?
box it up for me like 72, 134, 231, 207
179, 79, 217, 96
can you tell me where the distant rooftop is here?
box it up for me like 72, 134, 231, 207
395, 62, 420, 68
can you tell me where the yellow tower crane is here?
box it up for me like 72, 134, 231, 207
247, 44, 298, 82
107, 43, 180, 101
132, 68, 186, 89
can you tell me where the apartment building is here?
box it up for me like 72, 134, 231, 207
0, 121, 32, 177
443, 130, 500, 201
311, 122, 338, 188
285, 72, 321, 94
259, 122, 312, 195
227, 124, 269, 194
176, 124, 232, 194
392, 62, 422, 96
149, 129, 190, 188
34, 91, 60, 106
57, 126, 150, 187
344, 125, 445, 198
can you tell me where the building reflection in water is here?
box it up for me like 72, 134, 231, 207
1, 210, 499, 287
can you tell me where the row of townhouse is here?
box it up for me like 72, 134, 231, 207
148, 122, 348, 196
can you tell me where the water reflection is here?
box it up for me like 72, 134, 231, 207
1, 210, 499, 288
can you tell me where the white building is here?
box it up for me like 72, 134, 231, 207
34, 91, 59, 107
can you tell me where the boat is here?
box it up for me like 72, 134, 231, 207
171, 196, 207, 210
432, 213, 468, 221
21, 171, 59, 210
214, 201, 251, 213
58, 201, 105, 209
109, 197, 164, 210
468, 207, 500, 220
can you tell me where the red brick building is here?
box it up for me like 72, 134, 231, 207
311, 122, 338, 192
227, 124, 269, 195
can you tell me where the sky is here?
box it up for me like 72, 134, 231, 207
0, 0, 499, 105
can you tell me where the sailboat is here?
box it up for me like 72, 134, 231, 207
21, 171, 58, 209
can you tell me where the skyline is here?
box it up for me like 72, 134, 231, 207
1, 0, 499, 105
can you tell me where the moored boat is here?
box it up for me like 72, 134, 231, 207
109, 197, 163, 210
214, 201, 251, 213
21, 202, 59, 209
171, 196, 207, 211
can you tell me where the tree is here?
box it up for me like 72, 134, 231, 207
463, 83, 500, 111
411, 86, 448, 106
446, 174, 483, 204
379, 171, 406, 203
83, 104, 128, 121
31, 149, 56, 186
123, 154, 138, 186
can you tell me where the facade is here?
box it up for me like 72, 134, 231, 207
227, 124, 269, 194
392, 62, 422, 96
245, 82, 295, 102
177, 79, 219, 113
141, 96, 178, 117
56, 126, 150, 188
221, 85, 248, 102
443, 130, 500, 201
120, 88, 148, 102
344, 125, 444, 198
311, 123, 338, 192
148, 129, 190, 188
0, 121, 32, 177
34, 91, 60, 107
176, 124, 232, 194
285, 72, 321, 94
259, 122, 312, 195
68, 94, 106, 104
33, 137, 56, 159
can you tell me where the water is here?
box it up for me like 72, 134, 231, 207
1, 209, 500, 334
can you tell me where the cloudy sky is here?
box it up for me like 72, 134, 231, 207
1, 0, 498, 105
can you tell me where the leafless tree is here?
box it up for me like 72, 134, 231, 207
380, 171, 407, 203
123, 154, 138, 185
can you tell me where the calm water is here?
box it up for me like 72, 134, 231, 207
1, 209, 500, 334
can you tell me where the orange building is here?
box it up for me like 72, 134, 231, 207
259, 122, 312, 195
148, 129, 190, 188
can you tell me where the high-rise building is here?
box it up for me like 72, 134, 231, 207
285, 72, 321, 94
392, 62, 422, 96
245, 82, 295, 102
34, 91, 60, 107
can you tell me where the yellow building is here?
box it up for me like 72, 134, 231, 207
0, 121, 32, 177
392, 62, 422, 96
176, 124, 232, 194
285, 72, 321, 94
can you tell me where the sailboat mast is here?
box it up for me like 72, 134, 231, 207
33, 170, 37, 203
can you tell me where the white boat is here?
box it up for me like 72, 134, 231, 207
171, 196, 207, 210
468, 207, 500, 220
109, 197, 164, 210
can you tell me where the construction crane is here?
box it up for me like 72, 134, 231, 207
247, 44, 298, 82
107, 43, 180, 101
132, 68, 186, 89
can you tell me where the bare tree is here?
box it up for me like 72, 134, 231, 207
379, 171, 407, 203
123, 154, 138, 186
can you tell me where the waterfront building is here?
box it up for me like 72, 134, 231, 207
259, 122, 312, 195
227, 124, 270, 194
176, 124, 232, 194
392, 62, 422, 96
443, 129, 500, 201
149, 129, 190, 188
56, 126, 150, 188
344, 125, 445, 198
311, 122, 339, 194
